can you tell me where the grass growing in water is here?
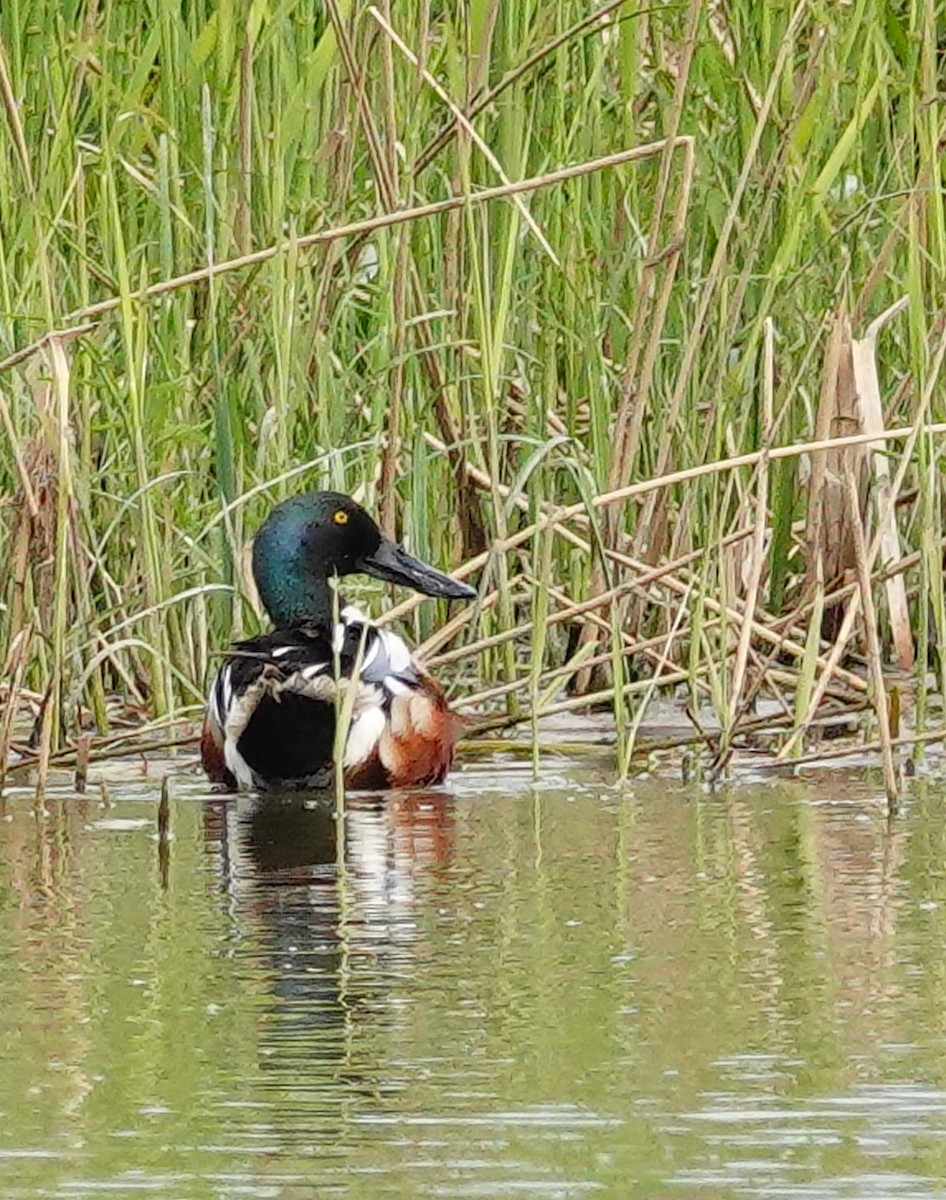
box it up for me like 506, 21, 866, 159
0, 1, 944, 792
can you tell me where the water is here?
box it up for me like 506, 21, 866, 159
2, 755, 946, 1198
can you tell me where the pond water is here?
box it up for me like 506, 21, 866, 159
2, 752, 946, 1198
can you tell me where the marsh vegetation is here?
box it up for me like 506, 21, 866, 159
0, 1, 944, 792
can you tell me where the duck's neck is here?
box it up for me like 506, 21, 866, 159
253, 549, 341, 628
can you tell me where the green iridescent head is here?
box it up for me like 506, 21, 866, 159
251, 490, 475, 627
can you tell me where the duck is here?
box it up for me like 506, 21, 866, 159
201, 490, 476, 792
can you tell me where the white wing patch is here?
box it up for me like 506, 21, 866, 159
361, 636, 381, 673
379, 629, 413, 675
328, 609, 421, 695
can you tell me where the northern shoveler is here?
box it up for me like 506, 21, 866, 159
201, 490, 476, 792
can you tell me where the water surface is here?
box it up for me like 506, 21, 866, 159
2, 756, 946, 1197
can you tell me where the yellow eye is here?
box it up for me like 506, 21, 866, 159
333, 510, 349, 525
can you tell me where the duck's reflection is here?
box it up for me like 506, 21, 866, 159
202, 791, 455, 1077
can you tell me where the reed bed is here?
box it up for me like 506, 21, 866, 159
1, 0, 945, 796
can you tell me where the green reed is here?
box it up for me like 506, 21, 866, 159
0, 0, 943, 764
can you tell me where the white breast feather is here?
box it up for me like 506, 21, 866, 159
387, 691, 411, 738
222, 674, 271, 788
224, 741, 256, 790
409, 690, 439, 738
343, 705, 387, 769
210, 663, 233, 731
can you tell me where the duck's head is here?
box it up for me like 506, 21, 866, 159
251, 490, 476, 626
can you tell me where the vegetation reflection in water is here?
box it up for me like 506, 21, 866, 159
1, 768, 946, 1197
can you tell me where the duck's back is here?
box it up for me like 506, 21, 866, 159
201, 607, 460, 792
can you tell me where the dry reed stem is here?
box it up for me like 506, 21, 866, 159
618, 132, 696, 474
623, 581, 694, 760
779, 314, 946, 759
424, 530, 761, 704
427, 576, 639, 667
74, 733, 91, 793
4, 729, 202, 778
563, 529, 868, 695
31, 335, 76, 797
727, 318, 774, 730
0, 625, 33, 793
541, 573, 854, 713
14, 703, 931, 781
0, 133, 689, 575
234, 28, 253, 255
845, 468, 897, 799
327, 37, 498, 557
633, 0, 809, 558
539, 579, 690, 681
578, 72, 696, 690
0, 141, 691, 373
327, 0, 408, 538
368, 6, 558, 264
468, 670, 690, 735
748, 645, 793, 720
558, 424, 946, 545
455, 629, 689, 711
413, 0, 633, 173
609, 0, 698, 485
461, 696, 870, 759
416, 588, 501, 659
773, 543, 924, 645
426, 480, 869, 692
419, 425, 766, 630
774, 726, 946, 772
801, 312, 859, 600
388, 417, 946, 741
468, 665, 863, 743
422, 420, 943, 602
387, 425, 921, 693
777, 562, 860, 757
851, 295, 913, 667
